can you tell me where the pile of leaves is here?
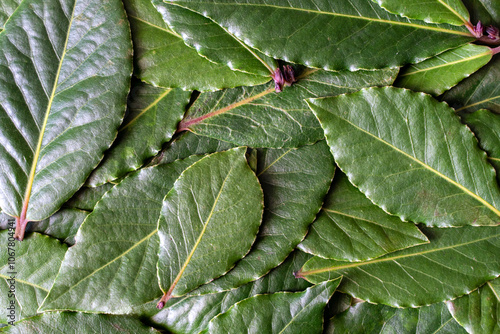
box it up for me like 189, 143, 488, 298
1, 0, 499, 332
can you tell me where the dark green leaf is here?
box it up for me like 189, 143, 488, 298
157, 148, 263, 303
308, 87, 500, 227
39, 156, 202, 313
168, 0, 473, 71
64, 183, 114, 212
298, 225, 500, 307
0, 0, 22, 30
299, 171, 428, 262
0, 0, 133, 240
462, 0, 500, 26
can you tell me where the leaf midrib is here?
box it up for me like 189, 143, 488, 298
1, 273, 48, 292
436, 0, 468, 24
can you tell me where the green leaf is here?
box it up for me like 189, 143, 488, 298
326, 301, 467, 334
447, 277, 500, 333
86, 81, 191, 186
152, 1, 276, 76
157, 148, 263, 304
194, 140, 335, 294
462, 0, 500, 26
123, 0, 268, 91
461, 109, 500, 181
0, 0, 133, 240
64, 183, 114, 212
0, 231, 67, 323
0, 0, 22, 30
298, 171, 428, 262
298, 225, 500, 308
178, 67, 398, 148
395, 44, 492, 96
1, 312, 160, 333
148, 250, 312, 334
443, 56, 500, 113
372, 0, 471, 26
39, 156, 202, 313
167, 0, 473, 71
207, 278, 341, 334
308, 87, 500, 227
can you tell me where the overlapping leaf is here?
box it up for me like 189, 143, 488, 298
298, 225, 500, 308
308, 87, 500, 227
0, 0, 22, 30
0, 0, 133, 240
299, 172, 428, 262
395, 44, 492, 95
39, 156, 202, 313
178, 67, 398, 148
64, 183, 114, 212
463, 0, 500, 26
167, 0, 473, 71
157, 148, 263, 304
0, 232, 67, 323
124, 0, 268, 91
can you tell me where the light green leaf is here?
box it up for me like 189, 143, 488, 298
124, 0, 268, 91
299, 171, 428, 262
298, 225, 500, 308
208, 278, 341, 334
39, 156, 202, 313
167, 0, 473, 71
372, 0, 471, 26
447, 278, 500, 333
0, 232, 67, 323
179, 67, 398, 148
308, 87, 500, 227
153, 1, 276, 76
327, 301, 467, 334
64, 183, 114, 212
86, 81, 191, 186
194, 140, 335, 294
1, 312, 160, 333
157, 148, 263, 304
395, 44, 492, 95
443, 56, 500, 113
0, 0, 133, 240
0, 0, 22, 30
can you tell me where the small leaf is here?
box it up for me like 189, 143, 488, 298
0, 0, 22, 30
0, 231, 67, 323
157, 148, 264, 305
308, 87, 500, 227
447, 277, 500, 333
327, 301, 467, 333
395, 44, 492, 95
207, 278, 341, 334
86, 81, 191, 186
123, 0, 268, 91
299, 171, 428, 262
372, 0, 471, 26
298, 225, 500, 308
39, 156, 202, 313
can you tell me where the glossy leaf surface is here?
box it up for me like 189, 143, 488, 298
299, 172, 428, 262
0, 0, 133, 239
462, 0, 500, 26
308, 87, 500, 227
39, 156, 202, 313
299, 225, 500, 308
157, 148, 263, 301
168, 0, 473, 71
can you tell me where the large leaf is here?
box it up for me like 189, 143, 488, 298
207, 278, 341, 334
124, 0, 268, 91
298, 171, 428, 262
1, 312, 160, 333
0, 231, 67, 323
395, 44, 493, 96
86, 81, 191, 186
194, 140, 335, 294
178, 67, 398, 148
0, 0, 133, 240
372, 0, 471, 26
298, 225, 500, 308
0, 0, 22, 30
447, 277, 500, 333
327, 301, 467, 333
64, 183, 114, 212
443, 56, 500, 113
39, 156, 202, 314
308, 87, 500, 227
157, 148, 263, 305
166, 0, 473, 71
